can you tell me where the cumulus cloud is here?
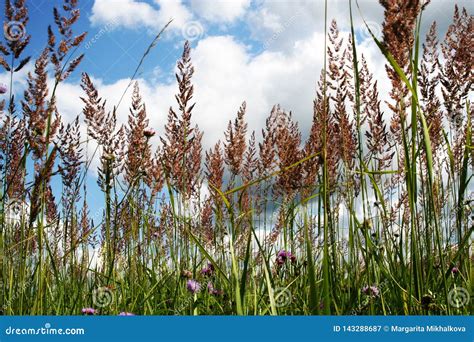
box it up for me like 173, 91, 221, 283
191, 34, 324, 146
89, 0, 192, 33
189, 0, 251, 24
247, 0, 471, 52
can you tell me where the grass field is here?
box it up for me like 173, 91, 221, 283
0, 0, 472, 315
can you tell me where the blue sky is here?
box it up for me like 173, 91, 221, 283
1, 0, 472, 211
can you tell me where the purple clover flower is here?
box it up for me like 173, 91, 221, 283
0, 84, 7, 94
451, 267, 459, 274
186, 279, 201, 294
201, 262, 215, 277
362, 285, 380, 297
207, 282, 223, 296
276, 250, 296, 266
81, 307, 96, 315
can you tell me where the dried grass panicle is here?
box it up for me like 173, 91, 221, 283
379, 0, 426, 141
149, 149, 165, 197
79, 198, 95, 247
238, 131, 258, 213
124, 82, 153, 186
22, 49, 59, 160
80, 72, 110, 145
258, 106, 278, 176
205, 141, 224, 192
0, 0, 31, 68
29, 147, 57, 225
162, 41, 202, 198
49, 0, 86, 81
307, 72, 339, 189
45, 184, 59, 224
326, 20, 357, 173
303, 92, 325, 190
419, 21, 443, 159
242, 131, 258, 183
5, 117, 26, 199
200, 197, 214, 246
440, 5, 473, 133
57, 116, 82, 194
334, 105, 356, 170
361, 56, 392, 171
327, 20, 344, 92
224, 101, 248, 177
274, 106, 302, 198
81, 73, 123, 189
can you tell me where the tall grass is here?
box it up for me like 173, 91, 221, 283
0, 0, 472, 315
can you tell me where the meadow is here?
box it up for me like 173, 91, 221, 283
0, 0, 472, 316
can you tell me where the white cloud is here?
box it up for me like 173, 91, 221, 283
190, 33, 324, 148
89, 0, 192, 33
0, 61, 34, 96
247, 0, 472, 52
155, 0, 193, 28
189, 0, 251, 24
248, 0, 384, 52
